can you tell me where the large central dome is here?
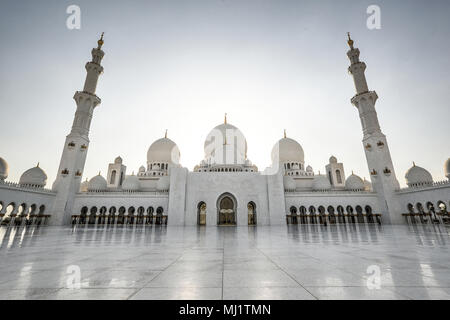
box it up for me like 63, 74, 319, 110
204, 118, 248, 166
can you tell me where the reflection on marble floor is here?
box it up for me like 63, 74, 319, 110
0, 224, 450, 300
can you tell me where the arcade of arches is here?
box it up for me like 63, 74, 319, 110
0, 201, 49, 226
70, 205, 167, 226
403, 200, 450, 224
286, 204, 381, 225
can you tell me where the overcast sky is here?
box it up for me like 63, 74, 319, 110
0, 0, 449, 187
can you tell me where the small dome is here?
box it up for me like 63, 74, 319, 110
80, 178, 89, 192
0, 157, 8, 180
329, 156, 337, 164
156, 176, 170, 191
444, 158, 450, 179
88, 174, 107, 191
306, 165, 313, 172
138, 165, 145, 173
312, 174, 331, 191
19, 164, 47, 187
114, 156, 123, 164
283, 176, 296, 190
271, 137, 304, 164
363, 177, 372, 191
147, 137, 180, 165
122, 174, 140, 191
345, 173, 364, 191
405, 163, 433, 187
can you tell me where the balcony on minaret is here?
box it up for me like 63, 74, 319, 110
73, 90, 101, 108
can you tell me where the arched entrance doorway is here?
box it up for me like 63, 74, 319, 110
247, 202, 256, 226
217, 193, 237, 226
198, 202, 207, 226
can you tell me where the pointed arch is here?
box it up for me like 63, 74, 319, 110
217, 192, 237, 226
197, 201, 207, 226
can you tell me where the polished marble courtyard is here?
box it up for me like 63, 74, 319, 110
1, 224, 450, 300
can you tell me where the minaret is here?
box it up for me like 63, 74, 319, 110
346, 33, 401, 224
51, 34, 105, 225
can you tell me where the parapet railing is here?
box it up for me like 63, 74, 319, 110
0, 180, 55, 194
78, 190, 169, 196
284, 189, 375, 194
397, 179, 450, 192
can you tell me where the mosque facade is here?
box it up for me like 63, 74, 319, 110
0, 34, 449, 227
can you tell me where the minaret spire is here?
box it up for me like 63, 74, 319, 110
82, 34, 105, 95
347, 35, 400, 224
347, 33, 368, 95
51, 34, 106, 225
97, 32, 104, 49
347, 32, 354, 49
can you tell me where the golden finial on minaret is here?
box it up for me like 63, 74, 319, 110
347, 32, 354, 49
97, 32, 105, 49
165, 129, 168, 138
284, 129, 287, 139
224, 113, 227, 124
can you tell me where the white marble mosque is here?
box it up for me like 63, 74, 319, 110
0, 34, 449, 228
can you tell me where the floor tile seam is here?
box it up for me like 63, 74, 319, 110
126, 249, 189, 300
254, 247, 319, 300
